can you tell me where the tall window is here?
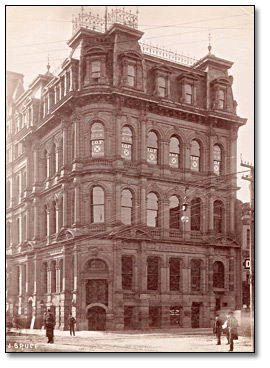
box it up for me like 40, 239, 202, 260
169, 136, 180, 168
91, 61, 101, 82
6, 221, 11, 248
218, 90, 225, 109
91, 123, 104, 157
51, 144, 56, 175
51, 261, 56, 293
213, 145, 222, 175
147, 256, 159, 291
121, 189, 133, 225
42, 262, 48, 294
44, 205, 48, 237
51, 201, 56, 234
214, 200, 224, 233
147, 131, 158, 164
122, 255, 133, 290
170, 258, 180, 291
169, 195, 180, 229
158, 76, 166, 97
246, 228, 250, 247
147, 193, 159, 227
191, 259, 201, 291
190, 140, 200, 172
127, 65, 135, 87
91, 186, 105, 223
44, 149, 48, 178
71, 132, 75, 161
184, 84, 192, 104
191, 198, 201, 231
6, 180, 11, 206
121, 126, 133, 160
213, 261, 225, 288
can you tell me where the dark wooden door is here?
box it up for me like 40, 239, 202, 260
87, 306, 106, 331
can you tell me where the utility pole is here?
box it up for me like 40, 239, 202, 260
241, 158, 254, 351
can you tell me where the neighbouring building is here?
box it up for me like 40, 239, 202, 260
6, 7, 247, 331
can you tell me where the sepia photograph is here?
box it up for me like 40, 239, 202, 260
5, 4, 255, 354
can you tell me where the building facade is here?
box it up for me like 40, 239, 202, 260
6, 9, 246, 331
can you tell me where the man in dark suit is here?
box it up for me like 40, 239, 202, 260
45, 309, 55, 344
213, 314, 222, 345
227, 311, 239, 352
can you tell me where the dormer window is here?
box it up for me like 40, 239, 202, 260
127, 65, 135, 87
92, 61, 101, 83
178, 73, 199, 105
184, 84, 192, 104
158, 77, 166, 97
218, 90, 225, 109
153, 66, 171, 99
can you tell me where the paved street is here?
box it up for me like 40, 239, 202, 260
6, 329, 253, 353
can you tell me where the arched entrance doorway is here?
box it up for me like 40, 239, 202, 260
87, 306, 106, 331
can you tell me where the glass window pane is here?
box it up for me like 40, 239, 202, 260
93, 205, 104, 223
91, 123, 104, 139
128, 65, 135, 77
122, 126, 133, 143
170, 137, 180, 153
191, 140, 200, 156
147, 131, 158, 164
93, 187, 104, 205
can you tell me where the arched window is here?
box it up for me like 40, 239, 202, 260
147, 131, 158, 164
213, 261, 225, 288
158, 76, 166, 97
169, 136, 180, 168
169, 258, 180, 291
121, 189, 133, 225
147, 256, 159, 291
147, 192, 159, 227
218, 90, 225, 109
191, 198, 201, 231
6, 221, 11, 248
213, 145, 222, 175
214, 200, 224, 233
191, 140, 200, 172
169, 195, 180, 229
91, 186, 105, 223
91, 123, 104, 157
191, 259, 201, 291
121, 126, 133, 160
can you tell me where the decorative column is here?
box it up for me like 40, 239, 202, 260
61, 120, 68, 176
46, 205, 51, 242
140, 180, 146, 225
140, 118, 146, 162
56, 260, 60, 293
84, 57, 91, 85
184, 143, 191, 172
116, 115, 122, 158
208, 196, 214, 232
33, 145, 39, 185
72, 245, 78, 317
115, 182, 121, 222
163, 198, 169, 237
55, 201, 59, 234
47, 262, 51, 295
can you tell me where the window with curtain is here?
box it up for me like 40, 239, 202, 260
121, 126, 133, 160
191, 198, 201, 231
190, 140, 200, 172
121, 189, 133, 225
147, 256, 159, 291
169, 195, 180, 229
213, 145, 222, 175
91, 186, 105, 223
147, 131, 158, 164
91, 123, 104, 157
169, 136, 180, 168
147, 192, 159, 227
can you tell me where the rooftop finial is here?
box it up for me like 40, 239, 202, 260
208, 32, 212, 54
47, 53, 50, 73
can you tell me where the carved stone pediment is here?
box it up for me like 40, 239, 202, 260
20, 241, 35, 253
56, 228, 75, 242
107, 226, 152, 240
212, 236, 239, 247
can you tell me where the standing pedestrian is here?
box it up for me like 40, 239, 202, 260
222, 315, 230, 345
227, 311, 238, 352
45, 309, 55, 344
67, 312, 76, 336
213, 314, 222, 345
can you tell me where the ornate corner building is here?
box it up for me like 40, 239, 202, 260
6, 8, 247, 331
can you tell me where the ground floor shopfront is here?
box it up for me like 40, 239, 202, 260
6, 233, 241, 331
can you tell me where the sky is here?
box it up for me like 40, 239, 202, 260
6, 4, 254, 202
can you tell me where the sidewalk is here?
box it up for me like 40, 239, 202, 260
8, 327, 214, 337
